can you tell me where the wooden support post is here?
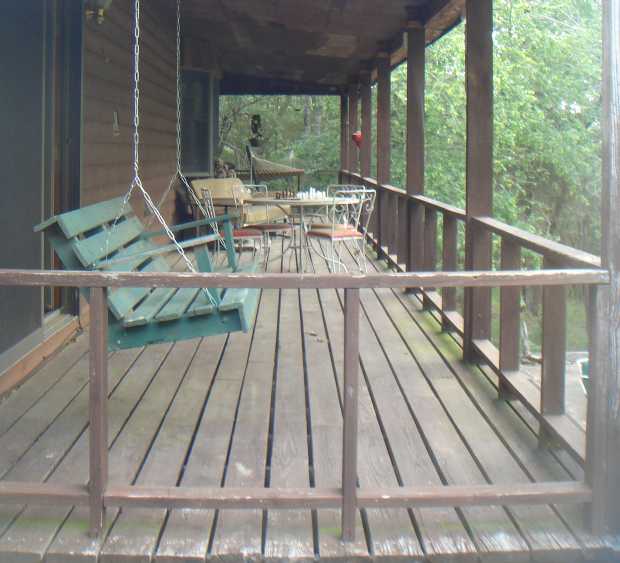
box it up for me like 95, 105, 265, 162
340, 94, 349, 176
89, 287, 108, 537
499, 238, 521, 399
407, 17, 426, 272
441, 214, 458, 324
348, 84, 359, 175
342, 288, 360, 542
423, 207, 437, 309
360, 72, 372, 179
463, 0, 494, 361
376, 52, 391, 186
585, 0, 620, 534
541, 257, 567, 416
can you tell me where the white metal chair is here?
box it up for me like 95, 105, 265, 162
306, 187, 376, 272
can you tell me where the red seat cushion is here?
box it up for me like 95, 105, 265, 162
222, 228, 262, 238
306, 228, 363, 240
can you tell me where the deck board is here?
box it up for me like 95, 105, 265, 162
0, 244, 613, 562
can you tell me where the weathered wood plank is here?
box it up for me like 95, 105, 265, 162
312, 247, 425, 559
338, 246, 526, 560
209, 258, 279, 559
379, 290, 584, 558
0, 335, 89, 436
152, 332, 251, 562
0, 345, 147, 560
264, 287, 314, 558
96, 337, 219, 562
37, 342, 185, 563
0, 268, 608, 290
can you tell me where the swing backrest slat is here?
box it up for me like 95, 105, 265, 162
34, 197, 130, 238
72, 217, 144, 267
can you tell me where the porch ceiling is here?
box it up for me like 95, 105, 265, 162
181, 0, 465, 94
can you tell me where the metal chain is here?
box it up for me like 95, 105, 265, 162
152, 0, 211, 224
105, 0, 216, 307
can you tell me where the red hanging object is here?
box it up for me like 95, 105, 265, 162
352, 130, 363, 148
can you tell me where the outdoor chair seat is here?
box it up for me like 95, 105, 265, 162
306, 227, 363, 240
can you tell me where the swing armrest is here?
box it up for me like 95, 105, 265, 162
96, 233, 220, 269
141, 213, 238, 240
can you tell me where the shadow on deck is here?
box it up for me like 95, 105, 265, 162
0, 241, 616, 562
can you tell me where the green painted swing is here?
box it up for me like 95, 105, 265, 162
34, 0, 260, 352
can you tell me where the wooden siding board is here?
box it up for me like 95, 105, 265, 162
82, 0, 177, 219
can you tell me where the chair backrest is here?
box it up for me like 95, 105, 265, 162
34, 197, 176, 320
329, 187, 376, 235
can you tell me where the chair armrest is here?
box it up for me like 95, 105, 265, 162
96, 233, 220, 268
141, 213, 239, 240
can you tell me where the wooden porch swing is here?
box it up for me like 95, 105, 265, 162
35, 0, 260, 351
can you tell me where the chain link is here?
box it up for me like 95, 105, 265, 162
104, 0, 217, 307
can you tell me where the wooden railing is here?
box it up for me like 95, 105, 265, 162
341, 169, 603, 462
0, 266, 609, 541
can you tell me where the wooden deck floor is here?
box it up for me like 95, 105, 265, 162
0, 241, 616, 562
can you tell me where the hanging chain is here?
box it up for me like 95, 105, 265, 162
104, 0, 217, 307
151, 0, 211, 224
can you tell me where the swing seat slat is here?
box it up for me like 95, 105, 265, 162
35, 197, 260, 350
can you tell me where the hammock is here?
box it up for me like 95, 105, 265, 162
238, 146, 304, 187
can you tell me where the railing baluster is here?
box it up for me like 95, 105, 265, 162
441, 214, 458, 329
342, 288, 360, 542
388, 192, 399, 258
408, 199, 425, 273
398, 196, 409, 268
89, 287, 109, 537
499, 238, 521, 398
541, 256, 567, 416
376, 190, 384, 256
423, 207, 437, 309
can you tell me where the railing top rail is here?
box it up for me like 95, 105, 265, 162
412, 195, 467, 219
340, 169, 602, 268
475, 216, 602, 268
0, 269, 609, 290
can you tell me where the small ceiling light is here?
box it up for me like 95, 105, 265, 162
85, 0, 114, 25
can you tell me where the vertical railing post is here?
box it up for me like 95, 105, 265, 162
89, 286, 109, 537
408, 199, 425, 273
398, 195, 409, 268
441, 213, 458, 329
376, 189, 384, 256
423, 207, 438, 309
541, 256, 567, 416
341, 288, 360, 542
387, 192, 399, 259
499, 238, 521, 398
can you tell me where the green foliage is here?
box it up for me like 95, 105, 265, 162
219, 0, 602, 254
